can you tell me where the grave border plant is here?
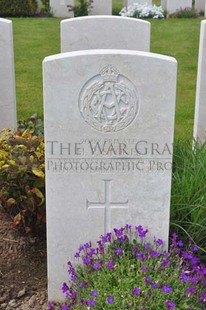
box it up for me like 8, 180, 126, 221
48, 224, 206, 309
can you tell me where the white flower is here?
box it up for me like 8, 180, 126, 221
119, 3, 164, 19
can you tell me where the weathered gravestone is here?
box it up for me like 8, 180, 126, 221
161, 0, 192, 15
61, 16, 150, 53
0, 18, 17, 130
44, 49, 177, 301
194, 20, 206, 142
50, 0, 74, 18
89, 0, 112, 15
195, 0, 205, 13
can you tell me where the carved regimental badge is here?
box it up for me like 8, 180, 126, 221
79, 65, 139, 132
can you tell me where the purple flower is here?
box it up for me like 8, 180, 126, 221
162, 285, 172, 293
162, 258, 170, 267
114, 228, 124, 237
144, 243, 151, 250
156, 238, 163, 246
84, 242, 90, 249
93, 262, 101, 270
91, 290, 98, 297
115, 247, 123, 255
87, 299, 96, 307
125, 224, 132, 230
186, 287, 195, 295
62, 305, 68, 310
47, 302, 53, 309
189, 276, 197, 284
150, 250, 161, 258
107, 260, 114, 270
141, 266, 147, 273
172, 232, 178, 239
107, 296, 114, 304
178, 240, 184, 247
135, 225, 148, 238
165, 300, 176, 309
61, 282, 68, 294
151, 282, 158, 289
145, 276, 151, 284
132, 287, 141, 295
83, 256, 90, 265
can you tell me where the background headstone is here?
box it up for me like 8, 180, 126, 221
0, 18, 17, 130
127, 0, 152, 5
89, 0, 112, 15
49, 0, 74, 18
44, 49, 177, 301
162, 0, 192, 14
195, 0, 205, 13
61, 16, 150, 52
193, 20, 206, 142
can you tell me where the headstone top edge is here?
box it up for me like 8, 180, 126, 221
61, 16, 150, 25
0, 18, 12, 24
43, 49, 177, 64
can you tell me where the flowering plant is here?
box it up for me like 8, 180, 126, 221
120, 3, 165, 19
49, 224, 206, 309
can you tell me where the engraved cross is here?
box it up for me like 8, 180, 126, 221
87, 180, 129, 234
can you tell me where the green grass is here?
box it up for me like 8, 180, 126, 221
171, 140, 206, 254
11, 17, 202, 140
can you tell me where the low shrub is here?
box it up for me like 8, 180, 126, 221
0, 0, 37, 17
169, 7, 198, 18
49, 225, 206, 309
0, 128, 45, 235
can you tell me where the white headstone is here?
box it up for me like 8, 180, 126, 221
164, 0, 192, 14
50, 0, 74, 18
61, 16, 150, 53
127, 0, 152, 5
89, 0, 112, 15
195, 0, 205, 13
194, 20, 206, 142
0, 18, 17, 130
44, 49, 177, 301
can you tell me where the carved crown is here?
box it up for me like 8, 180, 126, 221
100, 65, 119, 82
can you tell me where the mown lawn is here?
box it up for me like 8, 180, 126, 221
11, 16, 202, 140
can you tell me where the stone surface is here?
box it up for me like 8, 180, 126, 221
0, 18, 17, 130
162, 0, 192, 14
89, 0, 112, 15
61, 16, 150, 53
43, 49, 177, 301
195, 0, 205, 12
193, 20, 206, 142
49, 0, 74, 18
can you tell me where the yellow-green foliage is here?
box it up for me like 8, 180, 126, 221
0, 129, 45, 234
0, 0, 37, 17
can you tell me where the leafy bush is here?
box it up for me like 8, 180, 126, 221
17, 113, 44, 137
49, 225, 206, 309
68, 0, 93, 17
169, 7, 198, 18
0, 128, 45, 234
0, 0, 37, 17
